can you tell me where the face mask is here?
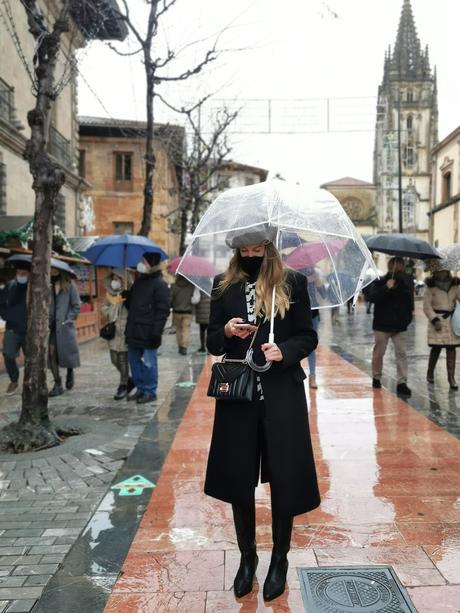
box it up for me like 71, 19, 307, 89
111, 279, 122, 291
137, 262, 148, 274
16, 275, 28, 285
239, 255, 264, 276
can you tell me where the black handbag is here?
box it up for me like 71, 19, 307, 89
207, 324, 259, 402
100, 321, 116, 341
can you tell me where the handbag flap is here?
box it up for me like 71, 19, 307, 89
211, 362, 248, 383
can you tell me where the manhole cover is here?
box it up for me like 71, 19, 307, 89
297, 566, 417, 613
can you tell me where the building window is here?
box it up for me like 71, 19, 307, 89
402, 186, 416, 229
404, 145, 415, 167
113, 221, 133, 235
245, 176, 255, 186
442, 171, 452, 203
406, 91, 414, 102
48, 125, 71, 167
216, 174, 230, 189
406, 116, 413, 130
0, 161, 6, 215
54, 194, 66, 231
0, 78, 14, 124
114, 152, 133, 182
79, 150, 86, 179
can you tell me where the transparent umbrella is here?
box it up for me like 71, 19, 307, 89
177, 180, 378, 341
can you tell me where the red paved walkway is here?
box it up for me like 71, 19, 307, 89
104, 346, 460, 612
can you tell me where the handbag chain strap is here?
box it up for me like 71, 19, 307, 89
222, 320, 260, 364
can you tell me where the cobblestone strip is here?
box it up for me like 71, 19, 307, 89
0, 440, 138, 612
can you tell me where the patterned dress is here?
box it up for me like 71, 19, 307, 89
245, 282, 264, 400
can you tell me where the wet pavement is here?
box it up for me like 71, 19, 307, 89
2, 302, 460, 612
0, 325, 204, 613
102, 316, 460, 613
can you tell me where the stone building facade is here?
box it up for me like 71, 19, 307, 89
429, 127, 460, 248
373, 0, 438, 240
0, 1, 126, 236
320, 177, 378, 237
79, 117, 184, 256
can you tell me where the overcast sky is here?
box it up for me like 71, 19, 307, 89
78, 0, 460, 189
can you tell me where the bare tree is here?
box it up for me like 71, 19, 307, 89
109, 0, 223, 237
0, 0, 121, 452
0, 0, 74, 452
156, 96, 238, 254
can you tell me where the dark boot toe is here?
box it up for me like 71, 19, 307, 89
233, 553, 258, 598
263, 556, 288, 601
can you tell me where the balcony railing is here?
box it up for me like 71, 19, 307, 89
0, 78, 14, 124
48, 125, 72, 167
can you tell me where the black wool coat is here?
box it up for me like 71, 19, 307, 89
125, 271, 171, 350
368, 273, 414, 333
204, 270, 321, 517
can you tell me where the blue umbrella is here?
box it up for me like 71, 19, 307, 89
81, 234, 168, 268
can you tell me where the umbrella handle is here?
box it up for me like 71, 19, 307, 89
246, 348, 272, 372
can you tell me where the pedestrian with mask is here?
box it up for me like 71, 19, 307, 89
48, 268, 81, 397
124, 252, 170, 404
205, 228, 320, 601
423, 269, 460, 390
171, 275, 195, 355
101, 269, 133, 400
368, 256, 414, 396
0, 263, 30, 395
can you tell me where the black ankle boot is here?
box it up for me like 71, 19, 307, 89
263, 514, 293, 601
65, 369, 74, 390
232, 502, 258, 598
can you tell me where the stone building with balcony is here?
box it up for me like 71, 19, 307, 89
78, 116, 185, 256
0, 0, 127, 235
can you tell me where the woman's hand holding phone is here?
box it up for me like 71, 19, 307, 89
224, 317, 257, 339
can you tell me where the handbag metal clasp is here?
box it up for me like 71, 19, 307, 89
219, 383, 230, 394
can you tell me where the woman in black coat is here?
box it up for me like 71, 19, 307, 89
205, 228, 320, 601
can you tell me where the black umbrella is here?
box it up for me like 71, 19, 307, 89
364, 233, 440, 261
6, 254, 77, 278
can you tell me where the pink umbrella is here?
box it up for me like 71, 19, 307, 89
168, 255, 217, 277
285, 239, 346, 270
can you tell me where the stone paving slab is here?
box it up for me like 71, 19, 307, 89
0, 326, 202, 613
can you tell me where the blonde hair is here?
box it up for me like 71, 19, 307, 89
218, 243, 291, 319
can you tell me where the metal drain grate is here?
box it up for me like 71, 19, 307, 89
297, 566, 417, 612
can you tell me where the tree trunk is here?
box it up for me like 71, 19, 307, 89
0, 1, 79, 452
138, 54, 156, 237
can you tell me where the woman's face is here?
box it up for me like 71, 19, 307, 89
239, 243, 266, 258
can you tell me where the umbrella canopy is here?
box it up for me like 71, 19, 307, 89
177, 180, 378, 309
365, 233, 440, 261
6, 254, 77, 278
81, 234, 168, 268
168, 255, 217, 277
284, 239, 345, 270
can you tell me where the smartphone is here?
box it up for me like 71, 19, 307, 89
234, 319, 254, 328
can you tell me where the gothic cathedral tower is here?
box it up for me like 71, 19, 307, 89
373, 0, 438, 239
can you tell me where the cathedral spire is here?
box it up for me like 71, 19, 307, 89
392, 0, 428, 79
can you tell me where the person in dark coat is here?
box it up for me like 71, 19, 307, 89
124, 252, 170, 404
171, 275, 195, 355
195, 290, 211, 352
205, 228, 320, 602
48, 269, 81, 397
0, 262, 30, 395
368, 256, 414, 397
